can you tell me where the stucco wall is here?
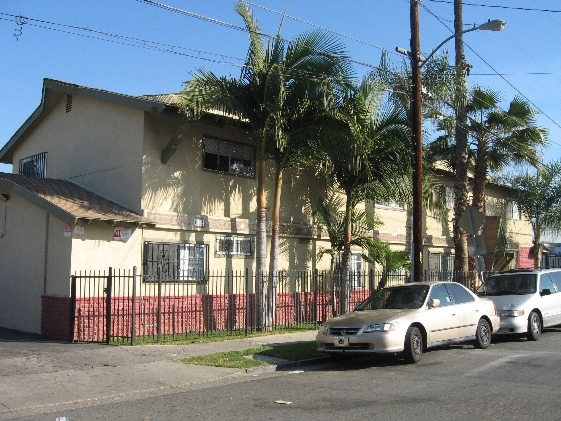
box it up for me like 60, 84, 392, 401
12, 94, 145, 213
0, 195, 69, 333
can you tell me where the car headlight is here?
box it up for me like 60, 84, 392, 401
363, 323, 398, 333
496, 310, 525, 317
318, 325, 329, 334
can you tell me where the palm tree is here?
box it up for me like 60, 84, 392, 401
181, 1, 351, 329
313, 191, 380, 315
504, 161, 561, 268
365, 241, 411, 289
314, 77, 411, 313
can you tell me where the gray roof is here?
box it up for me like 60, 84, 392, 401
0, 173, 154, 226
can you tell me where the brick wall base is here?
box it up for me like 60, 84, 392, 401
517, 246, 534, 269
41, 295, 72, 342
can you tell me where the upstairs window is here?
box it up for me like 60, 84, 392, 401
203, 137, 254, 177
19, 152, 47, 178
375, 200, 404, 210
506, 200, 520, 220
444, 186, 455, 209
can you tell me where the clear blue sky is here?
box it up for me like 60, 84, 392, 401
1, 0, 560, 177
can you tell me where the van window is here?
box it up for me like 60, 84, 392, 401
539, 274, 556, 295
547, 271, 561, 292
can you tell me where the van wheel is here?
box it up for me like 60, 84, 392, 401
474, 318, 491, 349
527, 311, 541, 341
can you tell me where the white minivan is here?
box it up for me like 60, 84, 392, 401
476, 269, 561, 341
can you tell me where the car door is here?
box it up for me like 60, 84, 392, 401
539, 274, 561, 327
424, 283, 459, 344
444, 282, 480, 339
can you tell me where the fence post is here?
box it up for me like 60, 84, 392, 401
69, 275, 77, 343
157, 275, 162, 345
313, 269, 318, 329
131, 266, 137, 346
245, 268, 249, 337
105, 267, 113, 345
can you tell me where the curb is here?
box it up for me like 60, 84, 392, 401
244, 356, 332, 374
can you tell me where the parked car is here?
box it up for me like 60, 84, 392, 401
476, 268, 561, 341
316, 281, 499, 363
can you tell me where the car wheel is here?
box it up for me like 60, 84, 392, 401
527, 311, 541, 341
404, 326, 422, 363
474, 318, 491, 349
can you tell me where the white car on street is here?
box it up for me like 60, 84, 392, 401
476, 269, 561, 341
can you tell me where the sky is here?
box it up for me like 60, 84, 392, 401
1, 0, 560, 173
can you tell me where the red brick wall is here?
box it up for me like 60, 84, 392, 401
517, 246, 534, 269
41, 295, 72, 341
68, 290, 372, 342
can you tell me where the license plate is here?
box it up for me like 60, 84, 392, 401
334, 336, 349, 347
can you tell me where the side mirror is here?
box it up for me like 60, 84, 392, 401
428, 298, 440, 308
540, 288, 551, 297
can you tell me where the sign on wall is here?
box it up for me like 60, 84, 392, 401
113, 227, 131, 242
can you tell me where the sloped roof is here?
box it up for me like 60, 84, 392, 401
0, 173, 153, 227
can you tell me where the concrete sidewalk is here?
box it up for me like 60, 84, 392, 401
0, 329, 322, 417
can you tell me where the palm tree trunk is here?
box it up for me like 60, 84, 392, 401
469, 144, 487, 273
533, 225, 542, 269
266, 165, 283, 330
340, 194, 353, 314
256, 155, 268, 330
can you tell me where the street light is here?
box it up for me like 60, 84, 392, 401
400, 3, 505, 282
420, 20, 506, 68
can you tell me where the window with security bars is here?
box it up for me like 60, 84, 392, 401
334, 252, 364, 289
506, 200, 520, 220
203, 137, 254, 177
429, 253, 454, 272
143, 242, 207, 281
19, 152, 47, 178
215, 235, 253, 256
444, 186, 455, 209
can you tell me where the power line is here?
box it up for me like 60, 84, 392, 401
420, 3, 561, 132
426, 0, 561, 13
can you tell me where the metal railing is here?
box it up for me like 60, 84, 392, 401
69, 268, 476, 345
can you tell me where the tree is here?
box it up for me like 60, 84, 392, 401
314, 77, 411, 313
504, 161, 561, 268
313, 190, 380, 315
181, 1, 350, 328
365, 241, 411, 289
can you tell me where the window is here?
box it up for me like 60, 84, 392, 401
216, 235, 253, 256
19, 152, 47, 178
444, 186, 455, 209
506, 200, 520, 220
334, 252, 364, 289
429, 253, 454, 272
539, 274, 556, 295
428, 283, 453, 306
203, 137, 254, 177
376, 200, 404, 210
144, 241, 207, 281
444, 282, 475, 304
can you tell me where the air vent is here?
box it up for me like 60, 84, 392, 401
65, 94, 73, 113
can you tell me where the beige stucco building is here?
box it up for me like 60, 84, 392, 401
0, 79, 534, 335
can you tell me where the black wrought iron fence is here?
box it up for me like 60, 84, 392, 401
69, 268, 477, 345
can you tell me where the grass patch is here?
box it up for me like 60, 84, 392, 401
125, 325, 317, 346
179, 341, 323, 369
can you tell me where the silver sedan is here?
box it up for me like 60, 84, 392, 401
316, 281, 499, 363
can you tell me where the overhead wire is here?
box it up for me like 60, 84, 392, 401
420, 3, 561, 135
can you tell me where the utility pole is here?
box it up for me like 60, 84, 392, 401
453, 0, 470, 273
410, 0, 423, 282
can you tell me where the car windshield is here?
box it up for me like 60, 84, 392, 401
355, 285, 429, 310
477, 274, 537, 295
